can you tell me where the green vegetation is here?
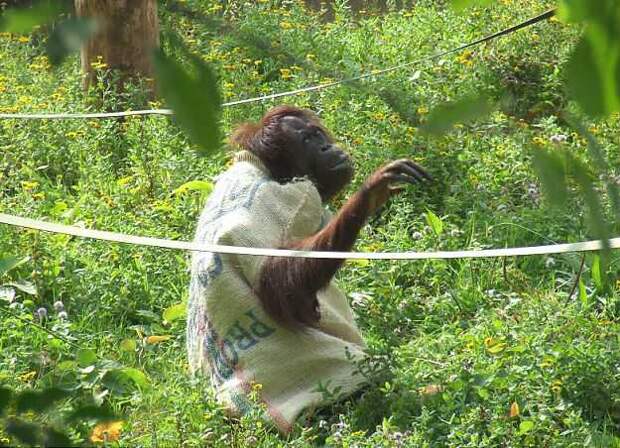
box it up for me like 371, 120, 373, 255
1, 0, 620, 446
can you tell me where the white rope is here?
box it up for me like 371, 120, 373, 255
0, 10, 555, 121
0, 80, 356, 119
0, 213, 616, 260
0, 109, 173, 119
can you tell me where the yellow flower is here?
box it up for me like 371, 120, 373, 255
17, 95, 32, 106
101, 195, 115, 207
117, 176, 133, 187
91, 61, 108, 70
417, 106, 429, 115
90, 421, 123, 443
280, 68, 292, 80
65, 132, 78, 139
17, 36, 30, 43
371, 112, 385, 121
91, 56, 108, 70
19, 370, 37, 382
280, 21, 294, 30
457, 50, 474, 66
21, 181, 39, 191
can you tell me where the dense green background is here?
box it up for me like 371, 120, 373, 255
1, 0, 620, 446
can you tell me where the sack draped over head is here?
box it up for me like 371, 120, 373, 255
187, 151, 366, 432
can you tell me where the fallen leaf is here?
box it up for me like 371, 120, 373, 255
90, 420, 123, 443
419, 384, 444, 397
509, 401, 520, 418
145, 335, 172, 344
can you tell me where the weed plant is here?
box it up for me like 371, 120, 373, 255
1, 0, 620, 446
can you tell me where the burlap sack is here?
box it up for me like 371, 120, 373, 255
187, 150, 367, 432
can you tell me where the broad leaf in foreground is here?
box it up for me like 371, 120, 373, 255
153, 38, 222, 156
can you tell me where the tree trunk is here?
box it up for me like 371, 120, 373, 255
75, 0, 159, 92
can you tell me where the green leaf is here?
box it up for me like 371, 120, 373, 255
5, 418, 41, 445
565, 37, 614, 117
173, 180, 214, 196
559, 0, 619, 25
0, 256, 30, 276
6, 280, 37, 295
135, 309, 160, 322
120, 338, 137, 353
579, 279, 588, 307
16, 388, 68, 414
591, 255, 602, 290
568, 155, 610, 253
46, 18, 98, 66
450, 0, 492, 12
0, 1, 63, 33
120, 368, 150, 390
566, 114, 620, 226
425, 210, 444, 236
153, 36, 222, 156
518, 419, 535, 435
535, 135, 609, 256
422, 94, 493, 135
57, 360, 77, 371
486, 342, 507, 354
162, 302, 187, 323
103, 368, 150, 393
0, 387, 12, 415
477, 387, 490, 399
531, 149, 568, 207
76, 348, 97, 368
